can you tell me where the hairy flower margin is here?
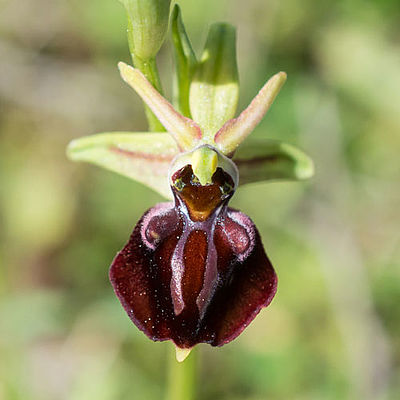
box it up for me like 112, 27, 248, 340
67, 1, 314, 361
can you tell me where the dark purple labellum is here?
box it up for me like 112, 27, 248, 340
109, 165, 277, 348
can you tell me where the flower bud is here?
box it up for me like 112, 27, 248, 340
119, 0, 171, 60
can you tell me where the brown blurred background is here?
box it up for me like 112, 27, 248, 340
1, 0, 399, 399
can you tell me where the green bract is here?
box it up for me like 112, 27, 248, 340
171, 4, 197, 118
67, 3, 314, 198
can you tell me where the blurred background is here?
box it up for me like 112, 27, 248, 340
1, 0, 399, 399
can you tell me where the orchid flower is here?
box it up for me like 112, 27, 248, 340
67, 3, 313, 362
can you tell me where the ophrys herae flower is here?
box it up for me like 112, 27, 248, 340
67, 3, 313, 361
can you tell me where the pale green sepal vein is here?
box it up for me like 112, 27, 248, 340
67, 132, 180, 199
234, 139, 314, 184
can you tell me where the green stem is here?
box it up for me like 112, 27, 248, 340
127, 20, 165, 132
165, 346, 197, 400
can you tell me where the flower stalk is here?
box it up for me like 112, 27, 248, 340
165, 346, 197, 400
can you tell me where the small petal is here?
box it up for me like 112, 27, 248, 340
214, 72, 287, 155
118, 62, 202, 150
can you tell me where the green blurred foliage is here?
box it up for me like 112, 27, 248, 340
0, 0, 399, 399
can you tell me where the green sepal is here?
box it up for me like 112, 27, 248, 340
171, 4, 197, 118
189, 23, 239, 142
67, 132, 180, 199
233, 140, 314, 184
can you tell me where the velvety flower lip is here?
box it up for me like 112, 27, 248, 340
109, 165, 277, 349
